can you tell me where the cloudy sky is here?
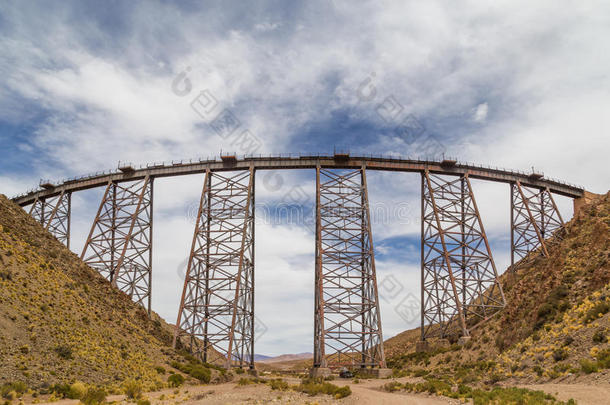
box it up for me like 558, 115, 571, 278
0, 1, 608, 356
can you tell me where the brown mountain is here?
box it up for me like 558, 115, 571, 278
0, 194, 187, 391
258, 352, 313, 363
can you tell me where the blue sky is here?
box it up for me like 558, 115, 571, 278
0, 1, 608, 356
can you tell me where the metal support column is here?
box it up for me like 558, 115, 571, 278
174, 168, 255, 369
421, 172, 505, 340
81, 177, 153, 312
511, 182, 565, 268
28, 191, 72, 248
313, 167, 385, 369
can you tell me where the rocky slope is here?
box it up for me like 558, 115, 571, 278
385, 192, 610, 385
0, 194, 191, 392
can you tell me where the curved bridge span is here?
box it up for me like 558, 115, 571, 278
12, 154, 585, 373
14, 155, 583, 205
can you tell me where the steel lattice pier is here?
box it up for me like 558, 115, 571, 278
421, 172, 506, 340
81, 177, 153, 313
511, 182, 565, 269
313, 166, 385, 369
29, 191, 71, 248
174, 169, 255, 369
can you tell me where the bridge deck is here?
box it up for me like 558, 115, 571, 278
12, 155, 584, 206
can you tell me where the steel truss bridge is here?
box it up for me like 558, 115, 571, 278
12, 154, 584, 371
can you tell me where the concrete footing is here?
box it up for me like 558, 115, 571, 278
359, 368, 392, 378
436, 338, 451, 348
416, 340, 430, 352
309, 367, 331, 378
247, 368, 259, 377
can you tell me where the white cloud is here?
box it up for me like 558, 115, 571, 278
473, 102, 488, 122
254, 22, 281, 32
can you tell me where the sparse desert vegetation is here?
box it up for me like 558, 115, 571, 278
0, 194, 230, 399
0, 190, 607, 405
380, 193, 610, 404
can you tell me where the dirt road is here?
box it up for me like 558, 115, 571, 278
32, 377, 606, 404
32, 377, 455, 405
340, 378, 455, 405
172, 376, 456, 405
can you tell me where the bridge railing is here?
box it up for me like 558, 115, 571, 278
9, 153, 584, 200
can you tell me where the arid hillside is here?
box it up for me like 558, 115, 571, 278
0, 194, 204, 392
386, 192, 610, 385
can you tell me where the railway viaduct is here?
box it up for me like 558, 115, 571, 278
12, 153, 586, 375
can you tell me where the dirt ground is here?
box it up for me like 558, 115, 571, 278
30, 377, 457, 405
28, 377, 610, 405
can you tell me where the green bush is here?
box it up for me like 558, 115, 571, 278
54, 345, 73, 359
489, 373, 504, 383
49, 383, 71, 398
584, 302, 610, 323
382, 381, 402, 392
532, 365, 543, 377
136, 400, 150, 405
123, 379, 143, 399
592, 329, 608, 343
4, 391, 17, 401
536, 303, 555, 328
167, 373, 185, 387
237, 378, 252, 386
268, 379, 289, 391
294, 378, 351, 398
155, 366, 166, 374
69, 382, 87, 399
552, 348, 568, 362
81, 387, 106, 405
596, 348, 610, 369
548, 285, 569, 303
557, 301, 571, 313
189, 365, 211, 383
334, 386, 352, 399
0, 269, 13, 281
413, 369, 429, 377
537, 303, 554, 318
494, 335, 505, 352
1, 382, 27, 399
171, 360, 212, 382
580, 359, 598, 374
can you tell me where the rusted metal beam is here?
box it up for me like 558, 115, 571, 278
463, 175, 506, 319
313, 164, 326, 368
174, 169, 255, 369
27, 190, 71, 248
360, 164, 386, 368
173, 169, 210, 351
13, 156, 584, 206
226, 166, 255, 369
313, 167, 385, 369
421, 172, 505, 340
511, 182, 565, 268
422, 171, 468, 338
81, 177, 153, 312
